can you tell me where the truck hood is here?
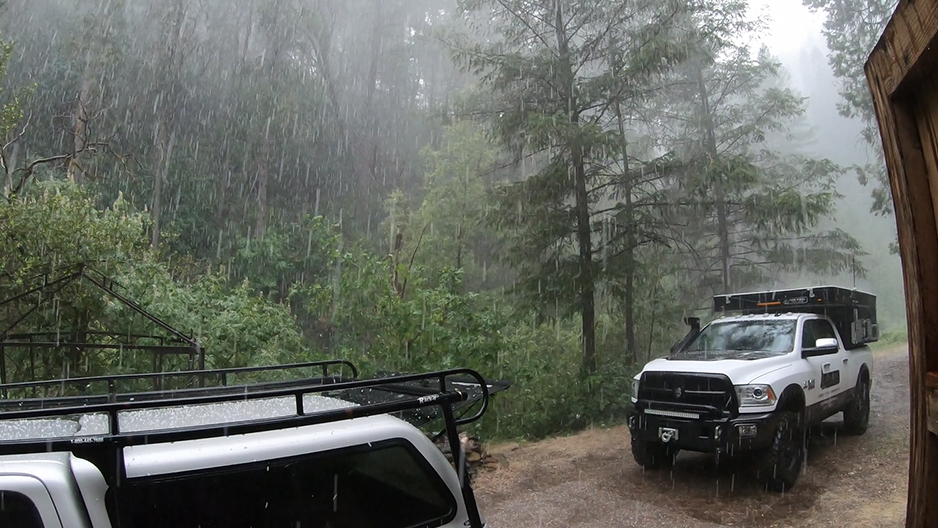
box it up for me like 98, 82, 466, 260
640, 354, 794, 385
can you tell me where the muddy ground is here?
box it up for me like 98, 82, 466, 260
475, 345, 910, 527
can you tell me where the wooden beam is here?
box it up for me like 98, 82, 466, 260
867, 0, 938, 97
928, 372, 938, 437
866, 1, 938, 525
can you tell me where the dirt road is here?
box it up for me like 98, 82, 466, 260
475, 345, 910, 527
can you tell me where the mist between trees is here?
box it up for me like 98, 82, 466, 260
0, 0, 900, 440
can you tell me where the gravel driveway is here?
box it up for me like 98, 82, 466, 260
474, 345, 910, 527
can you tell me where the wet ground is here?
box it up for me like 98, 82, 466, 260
475, 345, 909, 527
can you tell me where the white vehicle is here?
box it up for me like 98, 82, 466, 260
0, 360, 498, 528
628, 286, 878, 492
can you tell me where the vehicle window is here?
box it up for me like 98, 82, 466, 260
802, 319, 838, 350
677, 320, 797, 358
118, 441, 456, 528
0, 490, 44, 528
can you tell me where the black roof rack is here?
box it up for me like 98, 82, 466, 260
0, 359, 508, 429
0, 361, 506, 444
713, 285, 878, 349
0, 360, 503, 528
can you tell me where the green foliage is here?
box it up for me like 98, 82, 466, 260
0, 181, 309, 381
477, 317, 640, 440
129, 269, 307, 368
874, 327, 907, 348
410, 122, 502, 290
455, 0, 695, 371
228, 215, 341, 301
0, 182, 149, 279
0, 0, 890, 445
298, 243, 507, 375
657, 3, 863, 295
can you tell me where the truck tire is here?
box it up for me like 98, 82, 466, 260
631, 439, 677, 469
843, 377, 870, 435
756, 411, 804, 492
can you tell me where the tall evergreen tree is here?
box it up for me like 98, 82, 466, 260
804, 0, 897, 219
660, 0, 862, 294
453, 0, 689, 371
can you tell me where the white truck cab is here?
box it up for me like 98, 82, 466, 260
0, 360, 496, 528
628, 286, 878, 492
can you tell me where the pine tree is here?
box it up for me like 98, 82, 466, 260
453, 0, 689, 370
660, 0, 863, 294
804, 0, 897, 219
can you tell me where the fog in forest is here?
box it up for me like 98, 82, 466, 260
0, 0, 904, 439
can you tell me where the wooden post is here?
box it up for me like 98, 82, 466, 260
866, 1, 938, 526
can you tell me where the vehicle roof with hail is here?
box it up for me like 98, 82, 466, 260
713, 312, 818, 323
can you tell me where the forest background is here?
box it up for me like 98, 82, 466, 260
0, 0, 904, 439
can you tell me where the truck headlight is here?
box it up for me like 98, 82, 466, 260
631, 378, 640, 403
734, 384, 776, 407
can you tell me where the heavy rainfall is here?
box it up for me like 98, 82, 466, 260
0, 0, 910, 527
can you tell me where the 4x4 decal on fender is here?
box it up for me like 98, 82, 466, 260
802, 379, 816, 390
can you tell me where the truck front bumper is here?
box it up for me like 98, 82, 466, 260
627, 407, 781, 456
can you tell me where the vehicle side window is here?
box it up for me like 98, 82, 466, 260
120, 440, 457, 528
0, 490, 44, 528
801, 319, 837, 350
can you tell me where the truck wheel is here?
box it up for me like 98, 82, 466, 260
756, 411, 804, 492
843, 377, 870, 435
631, 439, 677, 469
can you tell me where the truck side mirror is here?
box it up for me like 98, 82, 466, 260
803, 337, 839, 357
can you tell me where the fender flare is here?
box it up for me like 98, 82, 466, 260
776, 384, 806, 414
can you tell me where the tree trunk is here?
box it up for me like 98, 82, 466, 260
573, 139, 597, 373
614, 98, 636, 359
150, 0, 185, 250
696, 65, 731, 293
69, 50, 94, 184
554, 1, 596, 373
254, 118, 271, 239
216, 139, 230, 226
68, 0, 116, 184
152, 121, 175, 250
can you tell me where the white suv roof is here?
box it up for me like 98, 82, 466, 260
123, 413, 421, 478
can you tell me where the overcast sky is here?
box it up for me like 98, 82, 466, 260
753, 0, 826, 57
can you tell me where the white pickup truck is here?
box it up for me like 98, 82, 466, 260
628, 286, 878, 492
0, 360, 497, 528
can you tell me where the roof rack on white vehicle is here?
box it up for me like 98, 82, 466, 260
0, 360, 506, 528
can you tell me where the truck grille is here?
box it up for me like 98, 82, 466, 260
638, 372, 736, 415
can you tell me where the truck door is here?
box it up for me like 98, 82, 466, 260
0, 476, 63, 528
801, 318, 848, 418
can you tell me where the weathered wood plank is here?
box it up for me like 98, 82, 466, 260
928, 374, 938, 437
866, 2, 938, 524
868, 0, 938, 97
928, 373, 938, 438
927, 372, 938, 389
915, 75, 938, 254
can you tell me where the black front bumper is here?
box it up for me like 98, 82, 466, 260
627, 404, 781, 456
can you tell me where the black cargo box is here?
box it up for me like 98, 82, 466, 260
713, 286, 879, 349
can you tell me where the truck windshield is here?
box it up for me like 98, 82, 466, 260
675, 320, 797, 359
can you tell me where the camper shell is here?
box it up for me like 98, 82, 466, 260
713, 285, 879, 349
